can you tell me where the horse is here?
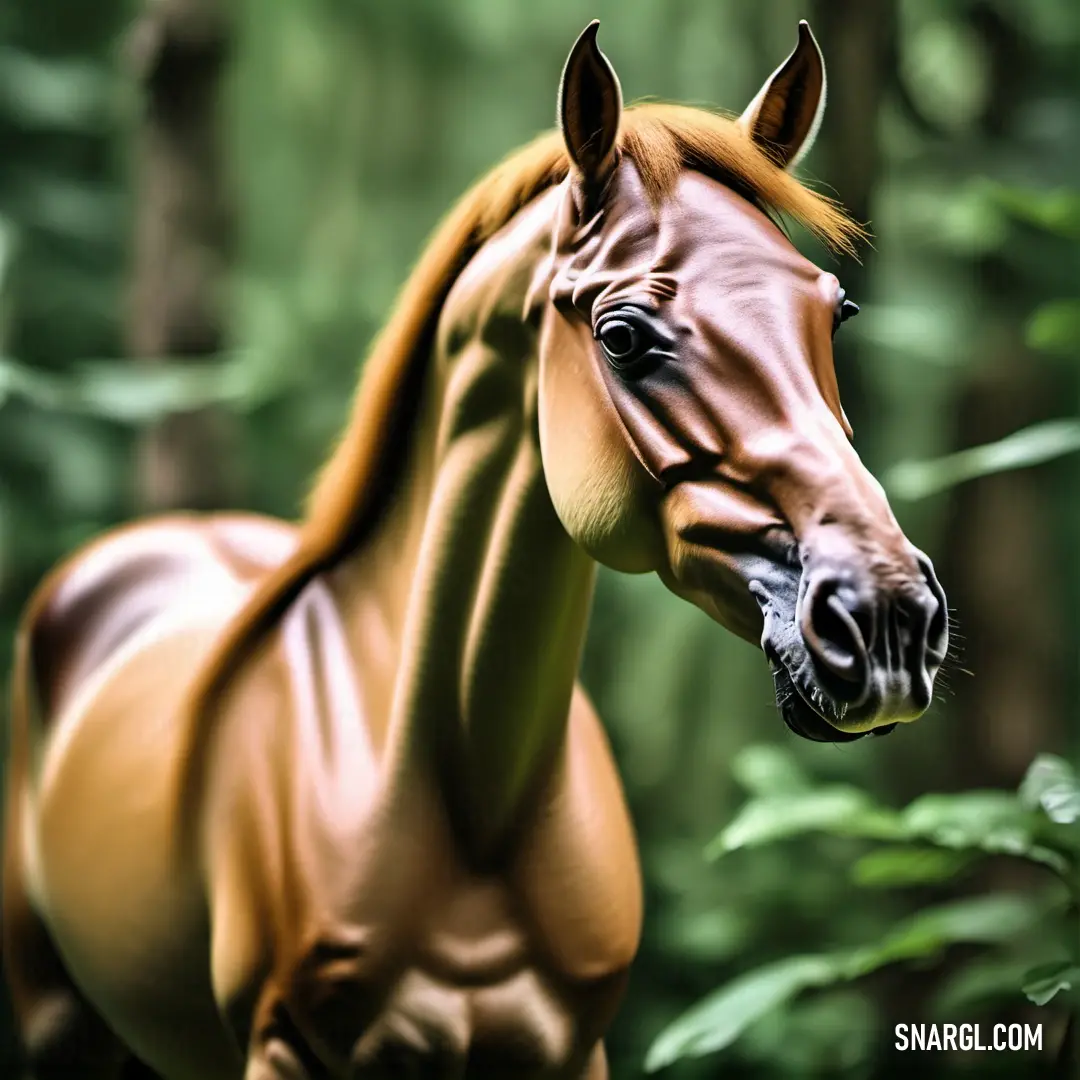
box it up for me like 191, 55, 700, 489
2, 20, 949, 1080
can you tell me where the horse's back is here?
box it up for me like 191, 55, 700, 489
8, 512, 298, 1079
22, 513, 299, 727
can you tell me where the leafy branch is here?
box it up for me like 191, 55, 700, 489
645, 748, 1080, 1073
885, 184, 1080, 502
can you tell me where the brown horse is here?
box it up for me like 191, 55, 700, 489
2, 21, 948, 1080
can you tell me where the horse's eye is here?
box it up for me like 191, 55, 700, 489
596, 313, 653, 370
833, 289, 860, 334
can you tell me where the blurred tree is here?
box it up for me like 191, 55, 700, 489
810, 0, 896, 436
0, 0, 131, 1069
937, 2, 1073, 789
126, 0, 238, 510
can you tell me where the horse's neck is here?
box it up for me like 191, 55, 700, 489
337, 187, 595, 862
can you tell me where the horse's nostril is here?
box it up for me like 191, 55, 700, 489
801, 577, 871, 698
916, 554, 949, 661
795, 556, 948, 725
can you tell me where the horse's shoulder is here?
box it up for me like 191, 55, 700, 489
19, 513, 300, 723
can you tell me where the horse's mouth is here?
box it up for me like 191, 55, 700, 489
766, 651, 897, 743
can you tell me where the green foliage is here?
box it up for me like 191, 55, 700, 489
886, 418, 1080, 501
889, 416, 1080, 501
646, 955, 842, 1071
705, 784, 896, 856
1027, 300, 1080, 359
850, 846, 977, 888
0, 350, 286, 421
710, 756, 1073, 875
988, 186, 1080, 242
648, 892, 1048, 1072
0, 46, 111, 131
885, 181, 1080, 502
1023, 962, 1080, 1007
1020, 753, 1080, 826
899, 15, 989, 131
646, 748, 1080, 1072
2, 1, 1079, 1078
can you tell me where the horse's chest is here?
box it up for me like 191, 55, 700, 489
349, 964, 575, 1075
285, 879, 617, 1077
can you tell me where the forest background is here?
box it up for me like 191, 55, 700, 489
1, 0, 1078, 1076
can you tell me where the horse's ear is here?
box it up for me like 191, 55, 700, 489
558, 21, 623, 191
739, 21, 826, 171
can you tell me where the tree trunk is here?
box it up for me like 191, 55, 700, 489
940, 4, 1068, 789
126, 0, 237, 511
810, 0, 896, 436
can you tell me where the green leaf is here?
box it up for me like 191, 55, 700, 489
933, 956, 1038, 1014
885, 419, 1080, 500
1019, 755, 1075, 806
988, 185, 1080, 240
977, 838, 1070, 875
710, 780, 1069, 872
645, 895, 1043, 1071
0, 350, 281, 422
740, 989, 877, 1075
0, 47, 110, 131
1023, 962, 1080, 1006
839, 895, 1043, 985
901, 18, 990, 131
705, 786, 902, 859
898, 790, 1070, 874
851, 846, 976, 888
850, 893, 1043, 974
900, 791, 1027, 846
1019, 755, 1080, 825
729, 744, 812, 797
1040, 794, 1080, 827
1027, 301, 1080, 360
644, 955, 838, 1072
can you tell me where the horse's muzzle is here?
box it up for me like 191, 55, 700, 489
758, 549, 949, 742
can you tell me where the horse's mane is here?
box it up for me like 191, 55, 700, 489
184, 104, 864, 726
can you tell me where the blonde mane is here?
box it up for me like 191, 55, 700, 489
186, 104, 864, 720
305, 103, 861, 550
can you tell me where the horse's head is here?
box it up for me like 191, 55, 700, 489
536, 22, 948, 742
